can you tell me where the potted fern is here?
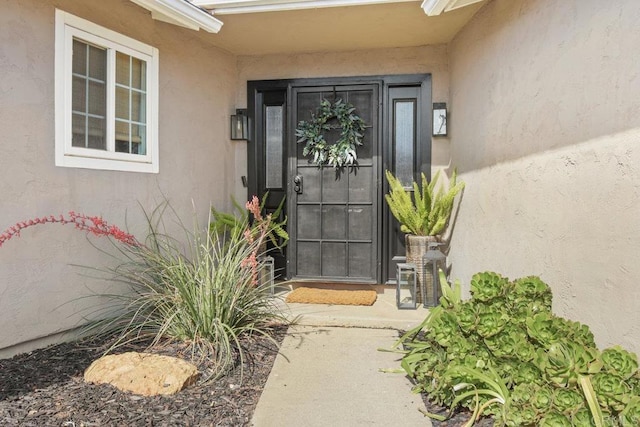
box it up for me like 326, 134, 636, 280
385, 169, 464, 304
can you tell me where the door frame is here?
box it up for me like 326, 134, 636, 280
247, 74, 432, 283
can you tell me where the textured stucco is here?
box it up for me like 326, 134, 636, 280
448, 0, 640, 353
237, 45, 449, 102
0, 0, 237, 356
234, 46, 452, 199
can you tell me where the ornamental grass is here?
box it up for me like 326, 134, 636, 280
1, 199, 287, 381
83, 201, 287, 381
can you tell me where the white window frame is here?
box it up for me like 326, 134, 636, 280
55, 9, 159, 173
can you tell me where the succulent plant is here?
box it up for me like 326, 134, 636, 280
620, 396, 640, 426
592, 372, 633, 412
395, 271, 640, 426
553, 388, 585, 415
602, 346, 639, 380
470, 271, 510, 302
539, 411, 572, 427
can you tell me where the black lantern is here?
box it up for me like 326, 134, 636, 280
230, 109, 249, 140
432, 102, 447, 136
422, 242, 446, 307
396, 262, 418, 309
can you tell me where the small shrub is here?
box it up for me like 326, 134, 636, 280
395, 271, 640, 426
86, 202, 287, 380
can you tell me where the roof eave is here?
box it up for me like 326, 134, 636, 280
192, 0, 417, 15
421, 0, 483, 16
130, 0, 223, 32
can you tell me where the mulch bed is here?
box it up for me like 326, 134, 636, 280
0, 326, 287, 426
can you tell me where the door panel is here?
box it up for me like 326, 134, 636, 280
251, 89, 288, 278
383, 85, 431, 283
289, 84, 379, 282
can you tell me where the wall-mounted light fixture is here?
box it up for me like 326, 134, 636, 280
432, 102, 447, 136
230, 109, 249, 141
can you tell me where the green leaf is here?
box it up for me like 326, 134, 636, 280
579, 375, 605, 427
384, 169, 464, 236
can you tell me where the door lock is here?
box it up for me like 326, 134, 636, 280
293, 175, 303, 194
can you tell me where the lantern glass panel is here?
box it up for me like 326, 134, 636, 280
259, 256, 275, 294
396, 263, 417, 309
422, 244, 446, 307
231, 110, 249, 140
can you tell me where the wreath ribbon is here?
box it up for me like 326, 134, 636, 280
295, 98, 366, 168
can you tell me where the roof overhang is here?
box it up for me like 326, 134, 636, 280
191, 0, 418, 15
421, 0, 484, 16
129, 0, 487, 54
190, 0, 484, 16
130, 0, 223, 32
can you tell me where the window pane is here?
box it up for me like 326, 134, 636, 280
72, 40, 86, 75
265, 105, 283, 189
131, 57, 146, 90
88, 45, 106, 81
131, 91, 145, 122
394, 101, 415, 187
88, 80, 106, 116
72, 113, 86, 147
115, 86, 129, 120
131, 124, 146, 155
115, 120, 129, 149
87, 116, 106, 150
72, 76, 86, 112
116, 52, 130, 86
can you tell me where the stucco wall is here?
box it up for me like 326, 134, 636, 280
234, 46, 451, 199
448, 0, 640, 353
0, 0, 237, 356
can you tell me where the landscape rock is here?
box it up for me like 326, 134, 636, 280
84, 352, 199, 396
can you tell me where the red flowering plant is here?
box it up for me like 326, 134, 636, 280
240, 196, 276, 285
0, 212, 138, 248
1, 202, 286, 380
211, 194, 289, 286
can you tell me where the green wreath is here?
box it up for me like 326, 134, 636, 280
295, 98, 366, 168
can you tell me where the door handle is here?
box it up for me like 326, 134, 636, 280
293, 175, 303, 194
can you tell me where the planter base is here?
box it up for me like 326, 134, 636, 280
405, 235, 439, 306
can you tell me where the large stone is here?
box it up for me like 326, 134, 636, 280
84, 352, 199, 396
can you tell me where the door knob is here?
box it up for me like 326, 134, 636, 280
293, 175, 303, 194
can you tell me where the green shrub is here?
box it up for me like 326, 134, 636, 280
86, 202, 287, 380
395, 271, 640, 426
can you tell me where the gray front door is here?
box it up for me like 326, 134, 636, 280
288, 84, 379, 282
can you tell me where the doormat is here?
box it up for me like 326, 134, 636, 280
285, 287, 377, 306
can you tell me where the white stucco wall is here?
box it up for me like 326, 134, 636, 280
0, 0, 237, 356
448, 0, 640, 353
234, 46, 452, 200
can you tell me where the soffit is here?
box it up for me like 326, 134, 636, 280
203, 1, 486, 55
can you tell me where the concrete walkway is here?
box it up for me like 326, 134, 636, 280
251, 286, 432, 426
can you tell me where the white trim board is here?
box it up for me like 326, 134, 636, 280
130, 0, 223, 32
